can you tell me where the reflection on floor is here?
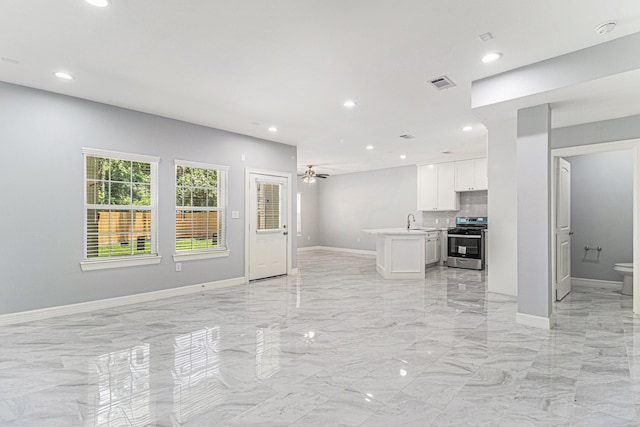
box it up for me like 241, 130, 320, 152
0, 250, 638, 426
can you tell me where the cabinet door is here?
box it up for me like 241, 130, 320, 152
455, 159, 475, 192
437, 163, 459, 210
425, 238, 438, 264
417, 165, 438, 211
472, 158, 488, 190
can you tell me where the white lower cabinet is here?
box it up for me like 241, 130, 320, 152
425, 232, 440, 266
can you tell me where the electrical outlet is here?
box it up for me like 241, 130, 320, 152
307, 236, 311, 240
176, 263, 182, 272
357, 237, 360, 242
435, 218, 439, 224
446, 218, 451, 224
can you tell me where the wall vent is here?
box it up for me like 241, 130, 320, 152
399, 134, 415, 140
429, 75, 456, 90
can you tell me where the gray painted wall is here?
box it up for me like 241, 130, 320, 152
568, 151, 633, 281
296, 181, 320, 248
317, 165, 417, 251
517, 104, 552, 319
552, 115, 640, 149
0, 82, 297, 315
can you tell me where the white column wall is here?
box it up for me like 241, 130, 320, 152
487, 118, 518, 296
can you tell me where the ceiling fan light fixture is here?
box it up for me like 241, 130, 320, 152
303, 176, 316, 184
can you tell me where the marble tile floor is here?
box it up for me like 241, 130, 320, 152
1, 250, 640, 426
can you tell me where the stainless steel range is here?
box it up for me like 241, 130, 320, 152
447, 217, 487, 270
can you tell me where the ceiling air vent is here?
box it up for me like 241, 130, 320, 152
399, 134, 415, 140
478, 32, 494, 42
429, 75, 456, 90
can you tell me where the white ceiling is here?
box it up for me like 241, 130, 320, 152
2, 0, 640, 175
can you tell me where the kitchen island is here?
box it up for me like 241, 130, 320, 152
362, 228, 427, 279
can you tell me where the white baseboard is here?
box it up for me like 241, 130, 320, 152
298, 246, 375, 257
516, 312, 556, 330
571, 277, 622, 290
297, 245, 323, 252
0, 276, 246, 327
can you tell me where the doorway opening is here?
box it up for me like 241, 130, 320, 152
549, 139, 640, 314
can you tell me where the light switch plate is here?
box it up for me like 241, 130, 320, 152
231, 211, 240, 219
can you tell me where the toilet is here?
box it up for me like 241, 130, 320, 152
614, 263, 634, 296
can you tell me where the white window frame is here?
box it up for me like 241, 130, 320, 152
173, 159, 230, 262
80, 148, 161, 271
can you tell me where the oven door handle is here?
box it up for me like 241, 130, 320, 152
448, 234, 482, 239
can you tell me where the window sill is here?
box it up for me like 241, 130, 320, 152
80, 255, 162, 271
173, 250, 230, 262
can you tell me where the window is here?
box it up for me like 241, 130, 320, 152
174, 160, 229, 261
296, 192, 302, 235
257, 182, 281, 230
82, 148, 160, 271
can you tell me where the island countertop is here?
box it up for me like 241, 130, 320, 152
362, 228, 428, 235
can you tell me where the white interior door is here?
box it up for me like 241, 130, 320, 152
556, 157, 572, 300
249, 174, 288, 280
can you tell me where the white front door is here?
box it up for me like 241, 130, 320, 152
556, 157, 572, 300
249, 174, 288, 280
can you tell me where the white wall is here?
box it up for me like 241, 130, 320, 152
0, 82, 297, 315
486, 118, 518, 296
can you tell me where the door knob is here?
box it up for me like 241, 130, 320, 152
569, 232, 574, 235
283, 231, 288, 235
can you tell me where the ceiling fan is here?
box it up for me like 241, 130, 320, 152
299, 165, 329, 183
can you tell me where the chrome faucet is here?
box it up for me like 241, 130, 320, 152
407, 213, 416, 230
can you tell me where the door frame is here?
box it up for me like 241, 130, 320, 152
244, 168, 293, 282
551, 138, 640, 314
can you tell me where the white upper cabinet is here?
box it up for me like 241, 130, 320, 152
417, 163, 459, 211
454, 158, 487, 192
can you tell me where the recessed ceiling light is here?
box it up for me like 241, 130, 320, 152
85, 0, 110, 7
268, 126, 278, 133
400, 154, 407, 159
54, 72, 74, 80
462, 126, 473, 132
595, 21, 616, 35
343, 100, 357, 108
482, 52, 502, 64
366, 145, 374, 150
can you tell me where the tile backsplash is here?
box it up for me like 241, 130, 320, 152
421, 190, 488, 227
